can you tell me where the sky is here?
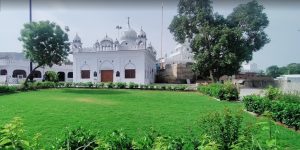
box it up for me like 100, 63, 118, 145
0, 0, 299, 70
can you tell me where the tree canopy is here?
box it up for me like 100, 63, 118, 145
19, 20, 70, 85
266, 63, 300, 78
169, 0, 269, 82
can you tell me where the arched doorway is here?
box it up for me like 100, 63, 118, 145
12, 70, 26, 78
33, 70, 42, 78
57, 72, 65, 82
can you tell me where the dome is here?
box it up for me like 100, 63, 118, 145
114, 38, 119, 45
120, 28, 137, 41
138, 28, 146, 38
101, 34, 113, 43
73, 33, 81, 42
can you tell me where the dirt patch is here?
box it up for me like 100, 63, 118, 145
76, 97, 117, 105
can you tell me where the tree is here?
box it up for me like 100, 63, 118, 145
169, 0, 269, 82
266, 65, 280, 78
19, 21, 70, 86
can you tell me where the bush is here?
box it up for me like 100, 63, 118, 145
56, 127, 98, 150
243, 95, 271, 115
97, 130, 132, 149
0, 86, 18, 93
200, 109, 253, 150
44, 71, 58, 82
115, 82, 126, 89
95, 82, 104, 88
244, 94, 300, 130
199, 82, 239, 101
128, 82, 138, 89
265, 86, 282, 100
106, 82, 113, 88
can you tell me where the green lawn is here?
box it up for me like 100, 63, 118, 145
0, 89, 299, 149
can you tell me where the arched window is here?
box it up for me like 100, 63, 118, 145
116, 71, 120, 77
32, 70, 42, 78
94, 71, 97, 77
12, 70, 27, 78
67, 72, 73, 78
0, 69, 7, 75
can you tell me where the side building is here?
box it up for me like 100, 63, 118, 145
0, 52, 73, 84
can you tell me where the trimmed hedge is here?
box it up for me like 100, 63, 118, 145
198, 82, 239, 101
0, 86, 18, 93
243, 95, 300, 130
0, 82, 191, 95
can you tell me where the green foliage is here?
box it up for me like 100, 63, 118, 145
199, 82, 239, 101
97, 130, 132, 150
0, 86, 18, 93
128, 82, 138, 89
265, 86, 282, 100
266, 63, 300, 77
200, 109, 249, 150
243, 95, 271, 115
0, 117, 30, 149
19, 20, 70, 85
95, 82, 105, 88
44, 71, 58, 82
105, 82, 114, 88
55, 127, 98, 150
244, 95, 300, 130
170, 0, 269, 81
115, 82, 126, 89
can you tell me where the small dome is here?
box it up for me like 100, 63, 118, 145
101, 34, 113, 43
73, 33, 81, 42
120, 28, 137, 41
138, 28, 146, 38
114, 38, 119, 45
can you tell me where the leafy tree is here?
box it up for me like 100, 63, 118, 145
169, 0, 269, 82
43, 71, 58, 82
266, 63, 300, 77
266, 65, 280, 78
19, 21, 70, 86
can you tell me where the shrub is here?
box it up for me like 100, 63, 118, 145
200, 109, 253, 150
265, 86, 282, 100
65, 82, 73, 88
243, 95, 271, 115
0, 117, 30, 149
115, 82, 126, 89
86, 82, 94, 88
44, 71, 58, 82
105, 82, 113, 88
56, 127, 98, 150
95, 82, 104, 88
97, 130, 132, 149
199, 82, 239, 101
0, 86, 18, 93
244, 94, 300, 130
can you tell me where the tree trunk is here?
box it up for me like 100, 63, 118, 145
209, 70, 215, 83
24, 65, 42, 87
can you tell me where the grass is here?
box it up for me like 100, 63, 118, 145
0, 88, 299, 149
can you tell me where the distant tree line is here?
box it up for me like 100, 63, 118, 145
266, 63, 300, 78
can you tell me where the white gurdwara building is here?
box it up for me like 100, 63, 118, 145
72, 21, 157, 84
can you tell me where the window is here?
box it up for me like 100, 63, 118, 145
32, 71, 42, 78
125, 69, 135, 78
67, 72, 73, 78
94, 71, 97, 77
0, 69, 7, 75
12, 70, 26, 78
81, 70, 90, 79
116, 71, 120, 77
